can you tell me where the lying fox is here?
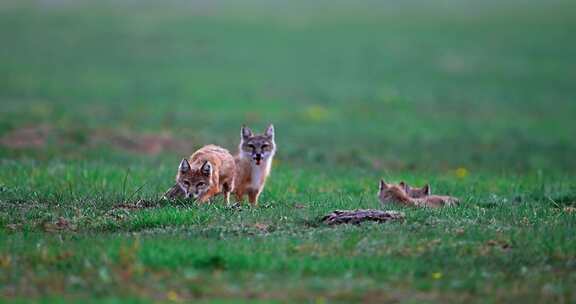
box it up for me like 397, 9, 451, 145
170, 145, 236, 204
399, 181, 430, 198
234, 124, 276, 206
378, 180, 459, 208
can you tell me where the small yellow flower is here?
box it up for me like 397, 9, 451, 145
303, 105, 330, 122
167, 290, 182, 302
455, 167, 469, 178
0, 255, 11, 268
432, 272, 443, 280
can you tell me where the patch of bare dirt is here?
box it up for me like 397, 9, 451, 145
0, 125, 52, 149
112, 199, 158, 211
564, 206, 576, 213
91, 131, 192, 155
42, 217, 76, 232
485, 239, 512, 250
253, 223, 270, 232
105, 200, 159, 221
2, 124, 194, 156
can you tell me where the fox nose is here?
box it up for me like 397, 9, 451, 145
253, 153, 263, 165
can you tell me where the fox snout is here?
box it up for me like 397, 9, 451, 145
184, 192, 200, 200
179, 185, 199, 200
253, 153, 263, 165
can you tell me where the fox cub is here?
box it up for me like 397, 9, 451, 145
399, 181, 459, 206
234, 124, 276, 206
174, 145, 236, 204
378, 180, 459, 208
399, 181, 430, 198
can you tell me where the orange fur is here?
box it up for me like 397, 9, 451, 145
399, 181, 430, 198
379, 180, 458, 208
176, 145, 236, 204
234, 125, 276, 206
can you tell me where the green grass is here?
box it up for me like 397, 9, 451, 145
1, 0, 576, 302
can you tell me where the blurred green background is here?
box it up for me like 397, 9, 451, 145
1, 1, 576, 302
1, 0, 575, 173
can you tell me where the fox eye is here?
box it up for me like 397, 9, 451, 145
182, 181, 191, 187
261, 144, 269, 150
247, 144, 255, 150
197, 182, 206, 188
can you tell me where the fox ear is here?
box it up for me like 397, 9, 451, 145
265, 124, 274, 139
241, 125, 253, 139
399, 181, 407, 190
379, 179, 388, 191
179, 159, 190, 173
201, 161, 212, 176
423, 184, 431, 195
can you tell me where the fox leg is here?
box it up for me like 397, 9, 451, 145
247, 189, 260, 207
222, 182, 232, 205
235, 186, 245, 203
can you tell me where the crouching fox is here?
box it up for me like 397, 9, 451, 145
167, 145, 236, 204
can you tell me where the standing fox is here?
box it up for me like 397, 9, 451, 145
172, 145, 236, 204
378, 180, 459, 208
234, 124, 276, 206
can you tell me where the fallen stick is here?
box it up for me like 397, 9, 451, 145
321, 209, 404, 225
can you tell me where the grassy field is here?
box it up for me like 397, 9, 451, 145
1, 0, 576, 302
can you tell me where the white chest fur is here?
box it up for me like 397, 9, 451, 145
249, 159, 272, 190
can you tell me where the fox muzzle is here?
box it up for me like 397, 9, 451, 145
253, 153, 263, 165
